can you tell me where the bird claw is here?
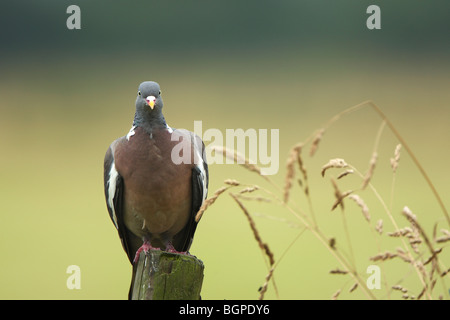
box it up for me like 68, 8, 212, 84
133, 242, 160, 263
133, 241, 192, 263
165, 242, 189, 255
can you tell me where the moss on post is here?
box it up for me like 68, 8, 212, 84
130, 250, 204, 300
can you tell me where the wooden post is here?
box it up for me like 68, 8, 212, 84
130, 250, 204, 300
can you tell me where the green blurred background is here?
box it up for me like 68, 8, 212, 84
1, 1, 449, 299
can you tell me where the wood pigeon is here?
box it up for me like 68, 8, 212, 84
103, 81, 208, 290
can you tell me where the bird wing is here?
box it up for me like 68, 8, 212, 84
104, 140, 134, 263
175, 132, 209, 252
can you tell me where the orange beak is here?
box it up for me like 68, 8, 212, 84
145, 96, 156, 109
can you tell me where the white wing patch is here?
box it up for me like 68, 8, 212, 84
195, 150, 208, 203
192, 133, 207, 203
107, 162, 119, 229
126, 125, 136, 141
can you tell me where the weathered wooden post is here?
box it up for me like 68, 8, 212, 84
130, 250, 204, 300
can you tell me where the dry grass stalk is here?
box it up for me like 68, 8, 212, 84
332, 190, 353, 211
331, 289, 341, 300
296, 148, 309, 196
390, 144, 402, 173
321, 158, 348, 177
436, 229, 450, 243
441, 268, 450, 277
409, 237, 422, 246
296, 150, 307, 179
436, 236, 450, 244
361, 152, 378, 190
366, 101, 450, 228
258, 266, 275, 300
387, 227, 413, 237
224, 179, 240, 186
253, 213, 299, 228
195, 186, 230, 222
283, 143, 304, 203
370, 248, 413, 263
348, 194, 370, 222
423, 248, 442, 266
415, 261, 428, 282
417, 287, 427, 300
330, 178, 352, 211
396, 248, 413, 263
212, 146, 262, 175
407, 237, 421, 254
416, 279, 435, 300
283, 147, 297, 203
401, 207, 443, 283
402, 206, 417, 225
329, 238, 336, 249
331, 190, 353, 211
392, 285, 408, 293
310, 128, 325, 157
397, 254, 413, 264
329, 268, 348, 275
397, 248, 413, 263
401, 206, 423, 253
239, 186, 259, 194
432, 222, 438, 240
230, 193, 275, 266
427, 277, 437, 300
337, 169, 354, 179
430, 279, 437, 289
375, 219, 383, 235
238, 195, 272, 203
349, 283, 358, 293
370, 251, 397, 262
392, 284, 413, 299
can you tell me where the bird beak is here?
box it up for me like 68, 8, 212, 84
145, 96, 156, 109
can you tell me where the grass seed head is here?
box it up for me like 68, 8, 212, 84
375, 219, 383, 235
361, 152, 377, 189
321, 158, 349, 177
348, 194, 370, 222
310, 128, 325, 157
390, 144, 402, 173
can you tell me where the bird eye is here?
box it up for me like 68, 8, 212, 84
138, 91, 141, 96
159, 90, 161, 96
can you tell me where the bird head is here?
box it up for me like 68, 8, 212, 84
135, 81, 163, 113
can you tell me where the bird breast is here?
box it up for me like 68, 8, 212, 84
115, 127, 193, 238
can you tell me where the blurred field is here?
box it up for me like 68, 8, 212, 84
0, 47, 449, 300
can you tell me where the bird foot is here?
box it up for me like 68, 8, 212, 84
165, 242, 188, 255
133, 242, 160, 263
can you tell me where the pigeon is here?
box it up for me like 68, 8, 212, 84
103, 81, 208, 295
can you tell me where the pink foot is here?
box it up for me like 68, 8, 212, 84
165, 242, 188, 255
133, 241, 160, 263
